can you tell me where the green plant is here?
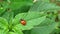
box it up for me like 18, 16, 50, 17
0, 0, 60, 34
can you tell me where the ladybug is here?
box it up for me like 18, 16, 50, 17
20, 19, 26, 25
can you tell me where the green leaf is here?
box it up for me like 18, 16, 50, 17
8, 31, 23, 34
10, 0, 23, 2
9, 31, 23, 34
0, 17, 8, 29
2, 11, 14, 31
12, 12, 46, 30
14, 5, 31, 16
30, 20, 57, 34
58, 14, 60, 21
29, 0, 60, 12
10, 0, 33, 2
8, 32, 16, 34
0, 29, 9, 34
0, 17, 8, 34
8, 0, 33, 10
12, 27, 23, 34
23, 30, 31, 34
0, 2, 8, 15
56, 0, 60, 1
38, 0, 50, 2
51, 29, 60, 34
2, 11, 14, 22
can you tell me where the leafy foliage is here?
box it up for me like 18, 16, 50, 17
0, 0, 60, 34
30, 18, 57, 34
12, 12, 46, 30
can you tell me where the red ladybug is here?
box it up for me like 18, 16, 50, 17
20, 19, 26, 25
